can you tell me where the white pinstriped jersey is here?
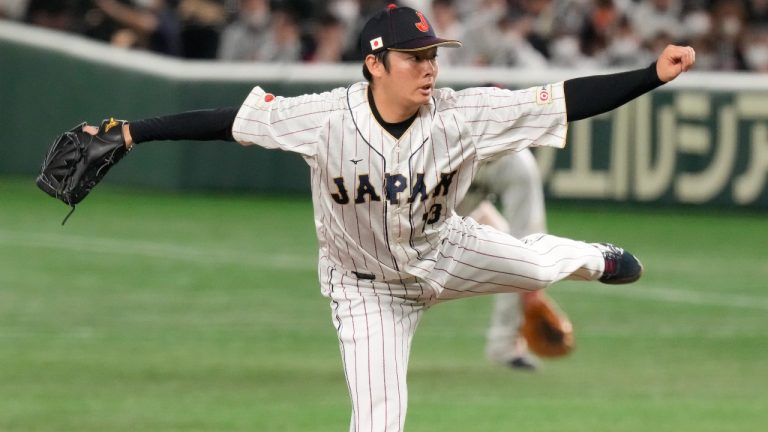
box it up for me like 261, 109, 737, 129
232, 81, 567, 289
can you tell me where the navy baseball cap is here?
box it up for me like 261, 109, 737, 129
359, 4, 462, 56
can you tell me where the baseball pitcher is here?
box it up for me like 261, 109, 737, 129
38, 5, 696, 431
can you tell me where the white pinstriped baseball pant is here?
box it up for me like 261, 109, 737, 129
325, 216, 605, 432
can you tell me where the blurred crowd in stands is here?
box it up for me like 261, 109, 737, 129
2, 0, 768, 71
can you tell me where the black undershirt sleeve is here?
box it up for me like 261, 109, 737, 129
564, 62, 664, 122
129, 107, 239, 144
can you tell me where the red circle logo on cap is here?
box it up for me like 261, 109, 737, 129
264, 93, 275, 102
387, 3, 397, 9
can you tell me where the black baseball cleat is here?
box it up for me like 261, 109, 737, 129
508, 355, 538, 371
593, 243, 643, 284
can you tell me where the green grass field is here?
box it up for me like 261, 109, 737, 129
1, 177, 766, 431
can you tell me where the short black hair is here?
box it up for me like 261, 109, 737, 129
362, 50, 391, 82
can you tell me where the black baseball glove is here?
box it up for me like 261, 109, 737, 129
36, 118, 131, 223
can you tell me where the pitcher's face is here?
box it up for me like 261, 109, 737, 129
380, 47, 439, 108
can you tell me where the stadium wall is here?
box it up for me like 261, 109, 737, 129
2, 20, 768, 208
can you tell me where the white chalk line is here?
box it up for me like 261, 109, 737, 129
0, 229, 317, 270
1, 230, 766, 311
567, 283, 768, 312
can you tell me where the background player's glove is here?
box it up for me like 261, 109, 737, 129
36, 118, 131, 223
520, 292, 574, 358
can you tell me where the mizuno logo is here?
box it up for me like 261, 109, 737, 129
104, 118, 119, 133
350, 159, 363, 165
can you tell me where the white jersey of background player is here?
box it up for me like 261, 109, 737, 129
457, 149, 549, 369
100, 5, 696, 431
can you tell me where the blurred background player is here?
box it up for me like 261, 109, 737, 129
456, 147, 560, 370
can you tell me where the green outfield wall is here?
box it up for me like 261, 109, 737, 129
2, 21, 768, 208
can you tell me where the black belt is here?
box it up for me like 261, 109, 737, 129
352, 271, 376, 280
